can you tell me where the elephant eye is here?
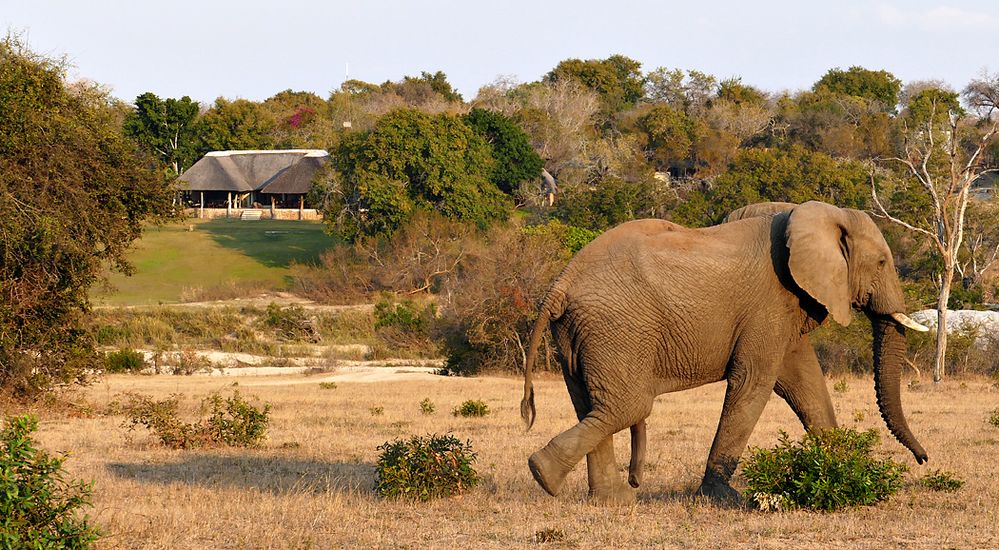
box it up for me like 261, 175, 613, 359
878, 258, 887, 269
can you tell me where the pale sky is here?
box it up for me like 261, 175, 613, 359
3, 0, 998, 105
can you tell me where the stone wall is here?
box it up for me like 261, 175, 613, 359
185, 208, 322, 221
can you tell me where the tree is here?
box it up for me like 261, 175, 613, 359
672, 145, 869, 226
870, 73, 999, 383
644, 67, 717, 115
511, 79, 600, 179
546, 55, 644, 113
0, 37, 173, 397
314, 109, 509, 240
463, 108, 544, 195
262, 89, 336, 149
193, 97, 276, 154
637, 104, 695, 172
124, 92, 200, 176
813, 66, 902, 112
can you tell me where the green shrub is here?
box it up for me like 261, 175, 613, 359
452, 400, 489, 417
374, 433, 478, 500
918, 470, 964, 492
319, 382, 338, 390
369, 406, 384, 416
419, 398, 436, 415
742, 428, 908, 512
833, 379, 849, 393
118, 391, 270, 449
988, 408, 999, 428
104, 348, 146, 373
202, 391, 271, 447
1, 415, 99, 548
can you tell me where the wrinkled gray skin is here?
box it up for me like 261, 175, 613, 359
624, 201, 812, 487
521, 201, 929, 505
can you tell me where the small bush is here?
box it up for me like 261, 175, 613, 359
742, 428, 908, 512
104, 348, 146, 373
263, 303, 318, 341
533, 527, 567, 544
319, 382, 338, 390
369, 406, 384, 416
374, 433, 478, 500
372, 296, 439, 358
989, 408, 999, 428
420, 398, 436, 415
452, 400, 489, 417
918, 470, 964, 492
833, 379, 849, 393
118, 391, 270, 449
1, 415, 100, 548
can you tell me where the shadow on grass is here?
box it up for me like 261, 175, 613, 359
199, 219, 337, 268
107, 453, 374, 495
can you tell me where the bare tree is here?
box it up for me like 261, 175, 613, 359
871, 74, 999, 383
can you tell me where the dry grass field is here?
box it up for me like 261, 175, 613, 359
17, 371, 999, 549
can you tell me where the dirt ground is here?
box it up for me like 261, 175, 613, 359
23, 371, 999, 549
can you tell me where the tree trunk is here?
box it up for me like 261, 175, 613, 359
934, 266, 954, 384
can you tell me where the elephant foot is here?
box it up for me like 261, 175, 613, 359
696, 480, 742, 504
588, 483, 637, 506
528, 447, 573, 496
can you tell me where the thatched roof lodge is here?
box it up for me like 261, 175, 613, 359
179, 149, 329, 218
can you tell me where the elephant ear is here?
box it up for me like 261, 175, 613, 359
786, 201, 852, 326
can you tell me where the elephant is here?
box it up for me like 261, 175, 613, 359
624, 200, 825, 488
520, 200, 929, 505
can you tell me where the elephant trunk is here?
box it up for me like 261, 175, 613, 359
870, 313, 928, 464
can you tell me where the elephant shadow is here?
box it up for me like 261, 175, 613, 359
106, 453, 375, 496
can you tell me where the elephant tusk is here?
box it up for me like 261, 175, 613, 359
891, 312, 929, 332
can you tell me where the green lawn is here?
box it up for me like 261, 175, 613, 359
94, 219, 337, 306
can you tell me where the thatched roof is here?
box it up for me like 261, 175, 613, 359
179, 150, 329, 193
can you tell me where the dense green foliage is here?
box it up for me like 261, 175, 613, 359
103, 348, 147, 373
1, 415, 99, 548
0, 38, 173, 397
317, 109, 510, 239
375, 434, 478, 500
742, 428, 908, 512
672, 145, 870, 226
451, 399, 490, 417
124, 92, 201, 175
813, 66, 902, 110
463, 108, 544, 194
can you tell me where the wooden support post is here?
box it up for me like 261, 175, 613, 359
199, 191, 204, 219
227, 192, 232, 218
270, 196, 275, 219
299, 195, 304, 220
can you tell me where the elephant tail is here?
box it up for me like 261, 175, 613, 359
521, 292, 565, 431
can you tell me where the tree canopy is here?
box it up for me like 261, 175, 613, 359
0, 37, 173, 396
124, 92, 200, 176
315, 109, 510, 240
813, 66, 902, 111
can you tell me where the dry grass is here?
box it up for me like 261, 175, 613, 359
15, 374, 999, 549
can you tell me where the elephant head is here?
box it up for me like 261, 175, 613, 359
783, 201, 929, 463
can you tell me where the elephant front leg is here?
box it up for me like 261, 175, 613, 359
774, 336, 837, 430
699, 366, 776, 502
